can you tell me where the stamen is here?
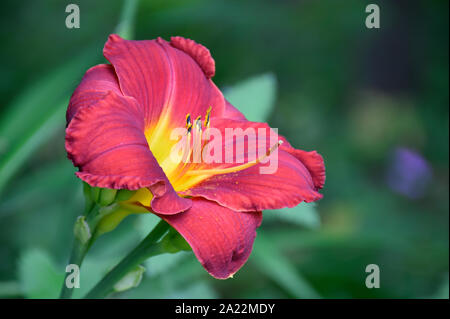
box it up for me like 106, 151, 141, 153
186, 140, 283, 176
186, 114, 192, 133
192, 116, 203, 163
201, 107, 213, 152
265, 139, 283, 156
195, 116, 202, 130
174, 110, 212, 180
204, 106, 212, 128
181, 130, 192, 163
186, 114, 192, 126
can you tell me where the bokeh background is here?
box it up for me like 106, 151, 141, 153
0, 0, 448, 299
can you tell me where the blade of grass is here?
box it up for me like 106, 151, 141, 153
252, 233, 321, 298
0, 48, 101, 196
0, 102, 65, 196
0, 0, 138, 196
115, 0, 139, 39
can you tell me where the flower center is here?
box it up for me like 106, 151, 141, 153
144, 107, 281, 192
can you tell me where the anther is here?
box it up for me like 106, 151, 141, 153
204, 106, 212, 128
186, 114, 192, 133
186, 114, 192, 126
266, 140, 283, 156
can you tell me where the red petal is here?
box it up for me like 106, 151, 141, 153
65, 91, 191, 215
170, 36, 215, 78
66, 64, 121, 124
182, 118, 324, 212
276, 136, 326, 190
158, 199, 262, 279
281, 148, 326, 190
103, 34, 225, 133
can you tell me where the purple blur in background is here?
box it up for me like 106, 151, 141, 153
386, 147, 433, 199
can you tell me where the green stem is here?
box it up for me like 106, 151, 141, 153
59, 204, 98, 299
59, 237, 89, 298
84, 220, 170, 299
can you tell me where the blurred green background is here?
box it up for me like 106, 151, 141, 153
0, 0, 448, 299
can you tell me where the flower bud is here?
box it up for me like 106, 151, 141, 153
81, 183, 144, 237
98, 188, 118, 206
115, 189, 135, 202
90, 187, 101, 203
73, 216, 91, 245
84, 183, 136, 207
113, 265, 145, 292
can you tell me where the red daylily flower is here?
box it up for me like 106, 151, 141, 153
65, 34, 325, 279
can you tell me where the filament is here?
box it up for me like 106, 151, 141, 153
185, 140, 283, 176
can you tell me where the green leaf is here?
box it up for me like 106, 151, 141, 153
0, 281, 22, 298
428, 275, 449, 299
115, 0, 139, 40
252, 233, 320, 298
0, 104, 66, 196
265, 203, 321, 229
223, 73, 277, 122
18, 249, 64, 299
0, 160, 77, 217
0, 48, 100, 196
